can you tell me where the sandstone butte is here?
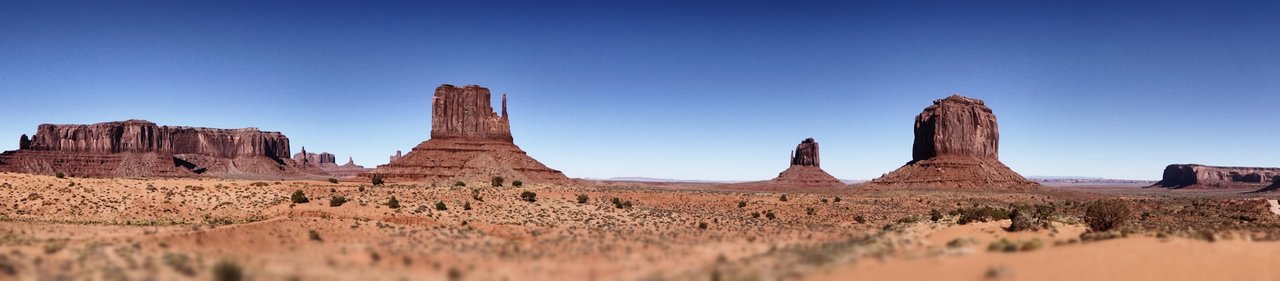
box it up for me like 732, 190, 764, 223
0, 119, 303, 178
293, 147, 372, 178
769, 138, 843, 187
1152, 164, 1280, 191
361, 84, 569, 183
869, 95, 1035, 189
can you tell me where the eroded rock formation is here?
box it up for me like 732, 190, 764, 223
870, 95, 1034, 189
770, 138, 842, 187
363, 84, 568, 183
293, 150, 371, 178
0, 120, 301, 178
1153, 164, 1280, 189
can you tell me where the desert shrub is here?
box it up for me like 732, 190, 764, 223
751, 212, 761, 218
290, 190, 309, 204
1009, 204, 1055, 231
1020, 238, 1044, 251
358, 185, 365, 192
435, 201, 448, 211
512, 180, 523, 187
954, 206, 1010, 225
212, 260, 243, 281
806, 207, 816, 216
1084, 199, 1130, 232
737, 201, 747, 208
491, 176, 504, 187
471, 189, 483, 201
163, 253, 196, 276
820, 198, 828, 204
250, 182, 269, 187
328, 178, 338, 184
929, 209, 943, 222
1080, 230, 1124, 242
611, 197, 632, 209
779, 194, 788, 202
309, 230, 321, 241
387, 196, 400, 209
698, 222, 708, 230
454, 181, 466, 187
855, 215, 867, 224
463, 202, 472, 210
987, 238, 1019, 252
371, 176, 384, 186
833, 196, 841, 203
329, 196, 348, 207
55, 172, 65, 179
520, 191, 537, 202
576, 194, 589, 204
765, 210, 776, 220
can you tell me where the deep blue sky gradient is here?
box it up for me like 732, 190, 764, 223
1, 0, 1277, 181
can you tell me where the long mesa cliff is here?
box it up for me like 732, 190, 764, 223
1152, 164, 1280, 189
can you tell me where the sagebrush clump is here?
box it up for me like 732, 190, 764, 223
1084, 199, 1130, 232
520, 191, 538, 202
290, 190, 309, 204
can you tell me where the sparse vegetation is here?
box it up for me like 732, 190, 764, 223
250, 182, 269, 187
779, 194, 788, 202
1084, 199, 1131, 232
329, 195, 348, 207
163, 253, 196, 276
765, 210, 776, 220
309, 230, 322, 241
328, 178, 339, 184
833, 196, 841, 203
929, 209, 943, 222
454, 181, 466, 187
512, 180, 523, 187
577, 194, 589, 204
520, 191, 538, 202
611, 197, 632, 209
491, 176, 504, 187
372, 175, 384, 186
698, 222, 708, 230
463, 201, 472, 210
854, 215, 867, 224
806, 207, 816, 216
436, 201, 448, 211
290, 190, 309, 204
953, 206, 1010, 225
387, 196, 400, 209
1008, 204, 1055, 231
738, 200, 747, 208
55, 172, 65, 179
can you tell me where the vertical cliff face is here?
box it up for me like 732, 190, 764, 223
771, 138, 841, 187
430, 84, 513, 141
18, 134, 30, 150
365, 84, 567, 183
0, 120, 299, 178
790, 138, 821, 167
912, 95, 999, 162
872, 95, 1032, 189
1154, 164, 1280, 189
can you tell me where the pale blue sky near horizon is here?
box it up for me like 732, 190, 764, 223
1, 0, 1277, 181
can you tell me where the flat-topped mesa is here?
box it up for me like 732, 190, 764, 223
363, 84, 568, 183
871, 95, 1034, 189
913, 94, 999, 162
771, 138, 842, 187
790, 138, 821, 167
1153, 164, 1280, 189
430, 84, 513, 141
0, 119, 300, 178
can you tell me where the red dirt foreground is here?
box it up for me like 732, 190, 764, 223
870, 95, 1034, 189
0, 120, 302, 178
361, 84, 569, 183
770, 138, 842, 187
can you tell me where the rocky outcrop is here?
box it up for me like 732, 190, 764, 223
389, 150, 402, 163
363, 84, 568, 183
870, 95, 1034, 189
770, 138, 842, 186
1153, 164, 1280, 189
18, 134, 30, 150
0, 120, 302, 178
293, 148, 336, 165
293, 149, 371, 178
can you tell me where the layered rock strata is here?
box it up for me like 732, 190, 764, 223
1152, 164, 1280, 189
0, 120, 300, 178
870, 95, 1034, 189
363, 84, 568, 183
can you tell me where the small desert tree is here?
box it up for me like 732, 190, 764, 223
290, 190, 309, 204
512, 180, 523, 187
329, 195, 348, 207
371, 175, 385, 186
576, 194, 589, 204
520, 191, 537, 202
387, 196, 400, 209
491, 176, 504, 187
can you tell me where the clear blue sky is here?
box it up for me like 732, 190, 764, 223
2, 0, 1277, 181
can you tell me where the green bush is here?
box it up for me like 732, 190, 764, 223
329, 196, 348, 207
765, 210, 776, 220
371, 176, 384, 186
779, 194, 788, 202
463, 201, 472, 211
806, 207, 816, 216
290, 190, 309, 204
737, 201, 747, 208
491, 176, 504, 187
611, 197, 632, 209
328, 178, 338, 184
1084, 199, 1130, 232
698, 222, 708, 230
520, 191, 537, 202
454, 181, 466, 187
387, 196, 400, 209
576, 194, 589, 204
512, 180, 523, 187
435, 201, 447, 211
929, 209, 943, 222
55, 172, 65, 179
308, 230, 321, 241
954, 206, 1010, 225
212, 260, 243, 281
854, 215, 867, 224
833, 196, 841, 203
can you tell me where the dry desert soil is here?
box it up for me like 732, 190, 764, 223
0, 173, 1278, 281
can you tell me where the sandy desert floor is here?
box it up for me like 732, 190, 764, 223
0, 172, 1278, 281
